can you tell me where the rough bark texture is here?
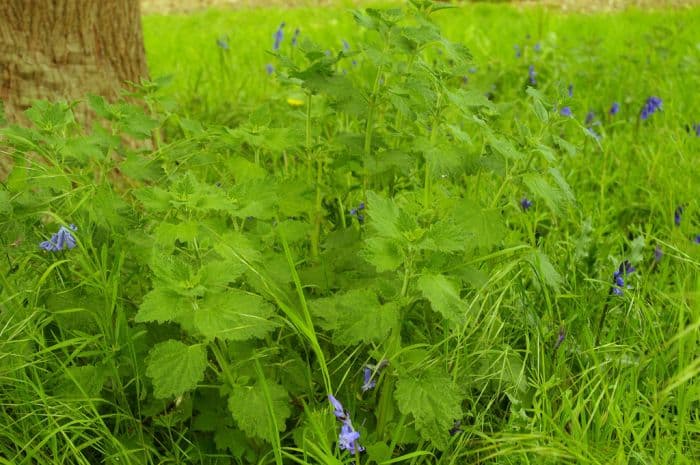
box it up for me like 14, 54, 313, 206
0, 0, 149, 123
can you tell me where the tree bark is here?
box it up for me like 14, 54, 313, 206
0, 0, 149, 124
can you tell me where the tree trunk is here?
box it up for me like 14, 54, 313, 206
0, 0, 149, 124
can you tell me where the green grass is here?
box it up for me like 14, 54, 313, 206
1, 1, 699, 464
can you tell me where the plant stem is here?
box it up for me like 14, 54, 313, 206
363, 64, 384, 199
311, 156, 322, 259
595, 288, 614, 345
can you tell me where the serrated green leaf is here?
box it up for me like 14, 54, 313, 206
548, 167, 575, 203
88, 95, 112, 120
214, 231, 262, 264
230, 180, 277, 219
116, 103, 160, 139
630, 236, 645, 264
135, 287, 191, 323
395, 368, 462, 450
155, 221, 198, 246
215, 428, 255, 460
488, 134, 523, 160
532, 99, 549, 123
440, 38, 472, 69
88, 184, 130, 229
553, 135, 577, 156
362, 236, 405, 272
526, 250, 563, 292
133, 186, 172, 212
417, 138, 465, 176
523, 173, 568, 214
276, 219, 311, 244
417, 273, 465, 323
198, 259, 246, 293
401, 24, 440, 47
146, 340, 207, 399
364, 149, 413, 176
120, 152, 164, 182
24, 100, 74, 132
309, 289, 399, 345
228, 156, 267, 182
194, 290, 277, 341
336, 300, 398, 346
448, 89, 496, 112
352, 9, 378, 30
228, 381, 291, 442
445, 124, 471, 144
476, 347, 528, 395
526, 87, 550, 123
277, 179, 315, 217
178, 117, 204, 135
417, 219, 466, 253
536, 143, 556, 162
55, 365, 108, 399
148, 253, 205, 297
454, 201, 506, 249
366, 191, 402, 239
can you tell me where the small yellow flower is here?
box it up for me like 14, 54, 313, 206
287, 97, 305, 107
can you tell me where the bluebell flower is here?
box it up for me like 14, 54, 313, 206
528, 65, 536, 85
514, 44, 522, 58
449, 420, 463, 436
265, 63, 275, 75
468, 67, 478, 74
692, 123, 700, 137
554, 326, 566, 350
339, 423, 364, 454
40, 225, 78, 252
361, 367, 376, 392
534, 42, 542, 52
560, 106, 572, 117
585, 111, 595, 125
674, 205, 684, 226
328, 395, 364, 454
342, 39, 350, 51
216, 35, 229, 50
291, 28, 300, 46
694, 235, 700, 244
350, 202, 366, 223
611, 260, 635, 296
328, 394, 346, 420
568, 84, 573, 98
361, 362, 387, 392
520, 197, 533, 211
609, 102, 620, 116
640, 96, 662, 120
272, 22, 285, 50
654, 245, 663, 262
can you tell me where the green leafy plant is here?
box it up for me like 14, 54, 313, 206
2, 1, 699, 464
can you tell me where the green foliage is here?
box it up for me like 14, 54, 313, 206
227, 380, 291, 441
146, 340, 208, 399
417, 273, 466, 324
395, 366, 463, 450
2, 2, 700, 464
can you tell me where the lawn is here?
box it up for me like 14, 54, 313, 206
1, 1, 699, 464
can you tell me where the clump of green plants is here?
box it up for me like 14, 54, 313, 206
2, 1, 699, 464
